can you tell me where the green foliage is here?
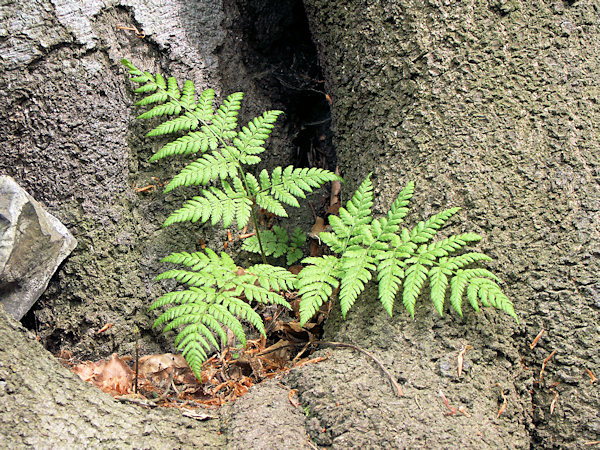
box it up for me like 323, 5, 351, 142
149, 249, 294, 378
124, 58, 515, 380
242, 225, 306, 265
123, 58, 339, 377
122, 59, 340, 231
297, 174, 517, 325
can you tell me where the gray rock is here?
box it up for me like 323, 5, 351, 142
0, 176, 76, 320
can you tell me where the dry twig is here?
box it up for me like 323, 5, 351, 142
550, 389, 559, 415
586, 368, 597, 384
530, 329, 545, 349
457, 344, 472, 377
539, 349, 557, 382
495, 383, 507, 418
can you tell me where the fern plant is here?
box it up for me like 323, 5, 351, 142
296, 174, 517, 325
242, 225, 306, 265
122, 59, 340, 378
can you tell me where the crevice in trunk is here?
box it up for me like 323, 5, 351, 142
219, 0, 336, 173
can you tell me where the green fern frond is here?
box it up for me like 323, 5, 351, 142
164, 150, 240, 192
409, 207, 461, 243
372, 181, 415, 240
239, 283, 289, 308
297, 256, 341, 325
149, 131, 212, 162
146, 111, 200, 137
164, 184, 252, 229
161, 251, 209, 269
137, 100, 182, 120
149, 287, 212, 311
256, 192, 288, 217
449, 268, 499, 316
247, 264, 297, 291
155, 269, 216, 287
242, 226, 306, 265
443, 252, 492, 270
219, 297, 266, 335
243, 226, 288, 258
417, 232, 482, 260
428, 265, 452, 316
135, 91, 168, 106
376, 251, 406, 316
234, 110, 283, 156
345, 174, 374, 226
287, 227, 306, 265
196, 89, 216, 122
339, 247, 376, 317
174, 323, 219, 351
210, 92, 243, 139
259, 166, 342, 209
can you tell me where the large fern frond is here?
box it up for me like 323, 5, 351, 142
297, 174, 516, 323
150, 249, 295, 378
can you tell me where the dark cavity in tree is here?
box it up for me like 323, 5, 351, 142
220, 0, 336, 171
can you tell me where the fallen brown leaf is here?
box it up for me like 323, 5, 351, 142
73, 353, 134, 395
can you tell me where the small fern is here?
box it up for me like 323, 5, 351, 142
123, 59, 339, 377
242, 225, 306, 265
149, 249, 295, 378
297, 174, 517, 325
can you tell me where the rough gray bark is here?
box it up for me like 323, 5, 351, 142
0, 304, 224, 447
295, 0, 599, 447
0, 0, 231, 357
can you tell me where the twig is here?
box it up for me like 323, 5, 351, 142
550, 389, 559, 415
539, 349, 557, 382
457, 344, 472, 378
495, 383, 507, 418
308, 201, 318, 221
586, 368, 597, 384
438, 390, 457, 415
530, 329, 545, 349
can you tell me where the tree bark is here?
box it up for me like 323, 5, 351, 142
0, 0, 234, 358
0, 304, 225, 447
2, 0, 598, 446
292, 0, 599, 447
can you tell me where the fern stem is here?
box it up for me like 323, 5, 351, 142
250, 207, 267, 264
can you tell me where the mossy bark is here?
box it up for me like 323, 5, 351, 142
295, 0, 599, 447
0, 0, 235, 358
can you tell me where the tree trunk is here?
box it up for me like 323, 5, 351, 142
289, 0, 599, 447
2, 0, 598, 446
0, 304, 225, 447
